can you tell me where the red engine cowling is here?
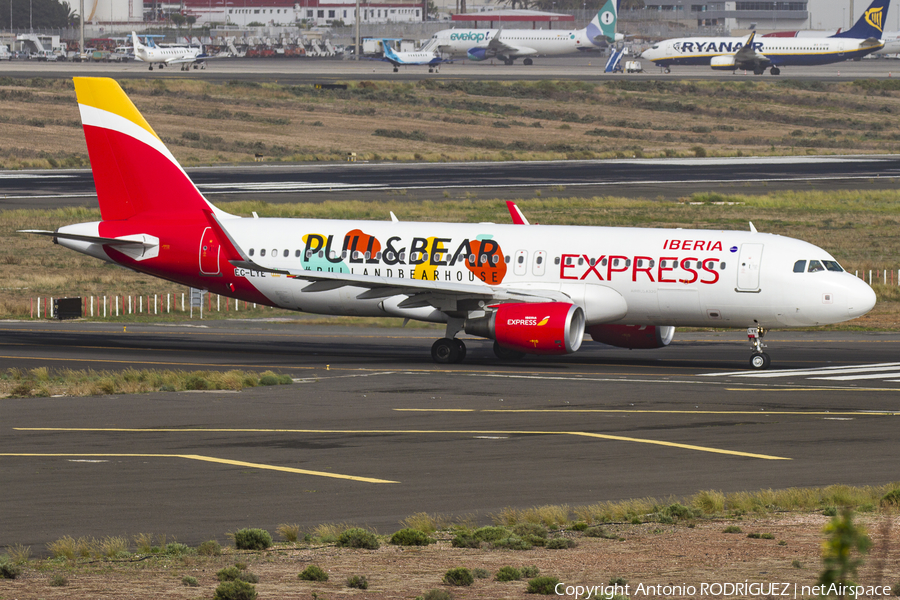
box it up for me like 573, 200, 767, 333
586, 324, 675, 349
474, 302, 585, 355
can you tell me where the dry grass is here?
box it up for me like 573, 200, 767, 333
400, 512, 449, 534
5, 77, 900, 169
0, 367, 287, 398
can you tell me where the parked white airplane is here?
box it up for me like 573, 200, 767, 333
22, 78, 876, 369
131, 31, 207, 71
428, 0, 619, 65
640, 0, 888, 74
379, 40, 452, 73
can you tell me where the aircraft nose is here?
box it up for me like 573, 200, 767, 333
848, 277, 877, 319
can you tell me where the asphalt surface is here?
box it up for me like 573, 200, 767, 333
2, 320, 899, 550
5, 155, 900, 209
3, 53, 900, 82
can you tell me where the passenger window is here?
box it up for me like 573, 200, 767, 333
720, 262, 726, 269
536, 255, 543, 265
260, 249, 266, 257
295, 249, 301, 258
505, 255, 510, 264
601, 258, 608, 266
793, 260, 806, 273
249, 248, 255, 257
808, 260, 825, 273
554, 257, 560, 265
271, 249, 277, 257
578, 257, 584, 266
283, 249, 289, 258
517, 255, 524, 264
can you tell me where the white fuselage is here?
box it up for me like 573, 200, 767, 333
432, 28, 591, 58
135, 45, 200, 64
59, 218, 875, 330
641, 35, 881, 67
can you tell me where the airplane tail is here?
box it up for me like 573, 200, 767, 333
586, 0, 617, 45
833, 0, 888, 38
74, 77, 226, 221
131, 31, 144, 51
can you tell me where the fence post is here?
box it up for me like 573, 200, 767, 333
36, 297, 40, 318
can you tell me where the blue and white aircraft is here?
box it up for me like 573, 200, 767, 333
378, 40, 452, 73
640, 0, 888, 75
427, 0, 618, 65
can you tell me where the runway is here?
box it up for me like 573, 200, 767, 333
4, 155, 900, 209
3, 54, 900, 82
2, 320, 899, 550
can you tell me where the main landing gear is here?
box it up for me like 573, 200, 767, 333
431, 318, 467, 364
770, 67, 781, 75
747, 326, 770, 370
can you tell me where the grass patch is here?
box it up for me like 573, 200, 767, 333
443, 567, 474, 586
231, 528, 273, 551
337, 527, 380, 549
298, 564, 329, 581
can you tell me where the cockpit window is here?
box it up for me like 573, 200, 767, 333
823, 260, 844, 272
793, 260, 806, 273
807, 260, 824, 273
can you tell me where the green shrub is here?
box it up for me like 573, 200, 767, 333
521, 565, 540, 578
390, 528, 432, 546
546, 537, 576, 549
165, 542, 194, 556
609, 576, 628, 586
663, 503, 697, 520
49, 574, 68, 586
299, 565, 329, 581
527, 576, 560, 594
823, 506, 838, 516
422, 590, 452, 600
182, 575, 199, 586
218, 566, 243, 582
0, 559, 22, 579
198, 540, 222, 556
347, 574, 368, 589
443, 567, 474, 586
523, 534, 547, 547
473, 526, 510, 542
213, 579, 258, 600
792, 559, 803, 569
569, 522, 588, 531
492, 535, 532, 550
891, 581, 900, 596
747, 532, 761, 539
338, 528, 380, 549
512, 523, 548, 538
232, 528, 272, 550
472, 568, 491, 579
259, 374, 279, 386
760, 533, 775, 539
723, 526, 742, 534
451, 532, 481, 548
881, 489, 900, 507
496, 566, 522, 581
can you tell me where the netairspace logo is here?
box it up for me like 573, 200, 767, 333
553, 582, 895, 598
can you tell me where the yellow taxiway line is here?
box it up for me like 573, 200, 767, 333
396, 408, 898, 416
0, 452, 397, 483
13, 428, 789, 460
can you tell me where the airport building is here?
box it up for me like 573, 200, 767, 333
163, 0, 426, 26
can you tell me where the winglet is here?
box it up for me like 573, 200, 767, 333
505, 201, 530, 225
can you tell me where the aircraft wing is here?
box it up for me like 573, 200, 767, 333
165, 55, 200, 65
731, 32, 771, 70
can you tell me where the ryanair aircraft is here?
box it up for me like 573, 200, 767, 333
640, 0, 888, 75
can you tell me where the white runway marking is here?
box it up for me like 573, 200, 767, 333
700, 362, 900, 382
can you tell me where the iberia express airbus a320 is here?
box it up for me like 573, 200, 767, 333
23, 78, 876, 369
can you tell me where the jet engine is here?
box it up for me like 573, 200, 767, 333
465, 302, 585, 355
586, 324, 674, 349
710, 55, 737, 70
466, 47, 490, 61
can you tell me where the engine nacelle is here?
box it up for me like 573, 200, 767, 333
587, 324, 674, 349
710, 55, 737, 70
465, 302, 585, 355
466, 47, 489, 61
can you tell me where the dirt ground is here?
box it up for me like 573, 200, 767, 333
2, 514, 898, 599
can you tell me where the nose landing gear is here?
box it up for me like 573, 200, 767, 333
748, 326, 770, 370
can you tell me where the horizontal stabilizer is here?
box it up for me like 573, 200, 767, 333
18, 229, 147, 246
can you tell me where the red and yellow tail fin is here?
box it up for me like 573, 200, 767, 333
74, 77, 225, 222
